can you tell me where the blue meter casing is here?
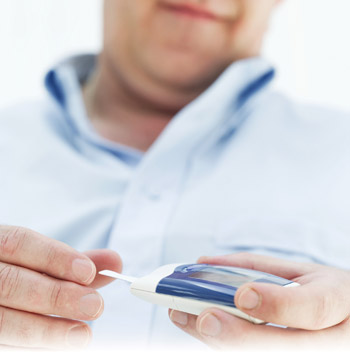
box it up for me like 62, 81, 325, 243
156, 263, 293, 309
127, 263, 299, 324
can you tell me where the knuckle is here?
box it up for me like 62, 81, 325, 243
49, 282, 65, 312
269, 292, 290, 321
41, 319, 59, 346
16, 325, 33, 345
230, 323, 249, 344
45, 244, 62, 274
310, 293, 332, 330
0, 265, 21, 300
0, 226, 28, 258
46, 244, 58, 264
235, 333, 251, 349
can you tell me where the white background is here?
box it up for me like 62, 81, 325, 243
0, 0, 349, 111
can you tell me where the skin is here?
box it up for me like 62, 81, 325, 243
169, 254, 350, 350
5, 0, 348, 350
0, 226, 122, 349
83, 0, 280, 151
2, 0, 282, 349
83, 1, 350, 349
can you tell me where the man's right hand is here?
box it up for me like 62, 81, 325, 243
0, 225, 122, 349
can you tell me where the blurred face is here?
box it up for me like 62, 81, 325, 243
103, 0, 279, 96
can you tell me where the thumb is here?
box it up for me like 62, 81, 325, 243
234, 281, 348, 330
83, 249, 123, 289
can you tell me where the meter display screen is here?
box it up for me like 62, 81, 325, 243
188, 266, 288, 287
189, 267, 262, 287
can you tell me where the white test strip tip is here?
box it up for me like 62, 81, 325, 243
99, 270, 137, 284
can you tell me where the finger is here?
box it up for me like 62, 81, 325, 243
235, 279, 350, 330
0, 262, 103, 321
169, 310, 204, 343
0, 306, 92, 349
170, 308, 284, 350
198, 252, 316, 279
0, 226, 96, 285
84, 249, 123, 289
170, 308, 350, 350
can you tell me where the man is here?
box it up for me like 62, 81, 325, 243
0, 0, 350, 350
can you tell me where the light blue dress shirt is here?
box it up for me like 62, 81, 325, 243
0, 54, 350, 349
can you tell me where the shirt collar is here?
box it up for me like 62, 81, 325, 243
133, 56, 275, 170
45, 53, 275, 159
45, 54, 144, 165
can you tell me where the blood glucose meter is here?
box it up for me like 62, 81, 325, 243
100, 263, 299, 324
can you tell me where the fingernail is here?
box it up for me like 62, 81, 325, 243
66, 325, 91, 348
238, 288, 261, 310
79, 293, 103, 318
198, 313, 222, 337
170, 310, 188, 326
72, 259, 95, 284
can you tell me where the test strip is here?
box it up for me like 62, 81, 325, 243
99, 270, 137, 284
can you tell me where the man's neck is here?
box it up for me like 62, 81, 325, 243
82, 55, 204, 152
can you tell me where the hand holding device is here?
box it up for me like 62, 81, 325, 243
169, 253, 350, 350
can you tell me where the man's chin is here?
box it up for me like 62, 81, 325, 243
151, 65, 221, 92
142, 50, 228, 90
